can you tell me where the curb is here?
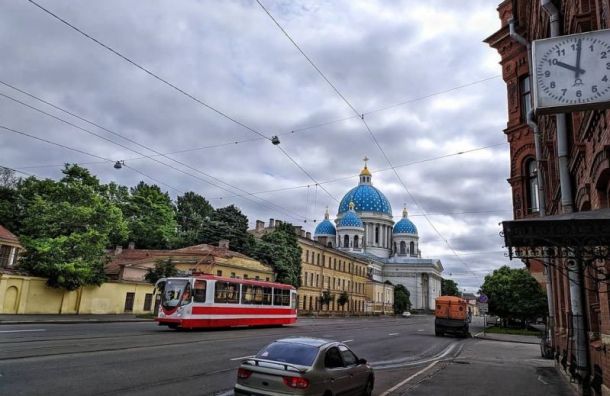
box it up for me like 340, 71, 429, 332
473, 334, 540, 345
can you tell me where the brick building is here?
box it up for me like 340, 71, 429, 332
486, 1, 610, 394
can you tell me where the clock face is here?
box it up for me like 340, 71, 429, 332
533, 29, 610, 113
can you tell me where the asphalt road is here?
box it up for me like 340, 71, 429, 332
0, 316, 469, 395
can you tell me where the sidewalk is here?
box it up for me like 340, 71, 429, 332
384, 338, 575, 396
0, 314, 153, 325
473, 330, 541, 344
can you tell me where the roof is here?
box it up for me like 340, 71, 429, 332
0, 225, 20, 245
338, 184, 392, 215
337, 210, 364, 228
314, 219, 336, 236
274, 337, 334, 347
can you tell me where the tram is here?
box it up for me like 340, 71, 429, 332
154, 274, 297, 329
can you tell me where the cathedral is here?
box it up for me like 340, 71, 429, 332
313, 161, 443, 310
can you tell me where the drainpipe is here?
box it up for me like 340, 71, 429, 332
509, 17, 555, 353
541, 0, 587, 383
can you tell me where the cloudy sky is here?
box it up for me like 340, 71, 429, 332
0, 0, 519, 292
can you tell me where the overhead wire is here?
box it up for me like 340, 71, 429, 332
26, 0, 337, 207
0, 86, 309, 223
256, 0, 482, 277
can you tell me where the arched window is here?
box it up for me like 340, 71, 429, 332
354, 235, 359, 248
375, 226, 379, 244
525, 159, 539, 213
400, 241, 406, 255
327, 241, 333, 248
393, 242, 397, 254
410, 241, 415, 256
344, 235, 349, 248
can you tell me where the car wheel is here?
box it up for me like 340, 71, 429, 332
362, 377, 374, 396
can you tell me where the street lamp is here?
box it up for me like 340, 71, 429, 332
114, 160, 125, 169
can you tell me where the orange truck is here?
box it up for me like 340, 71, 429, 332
434, 296, 469, 337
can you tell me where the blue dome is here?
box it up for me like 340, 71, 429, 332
338, 185, 392, 215
337, 210, 364, 228
394, 218, 418, 234
315, 219, 336, 236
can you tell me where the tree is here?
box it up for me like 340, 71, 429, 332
480, 265, 548, 326
320, 289, 334, 308
338, 290, 349, 308
441, 278, 461, 296
175, 191, 213, 246
393, 284, 411, 314
144, 258, 178, 284
0, 166, 19, 189
251, 222, 302, 287
123, 182, 178, 249
17, 165, 128, 290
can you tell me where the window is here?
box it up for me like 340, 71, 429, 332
244, 274, 248, 279
354, 235, 359, 248
344, 235, 349, 247
216, 270, 222, 276
124, 292, 135, 312
317, 253, 321, 265
526, 159, 539, 213
242, 285, 267, 304
375, 226, 379, 243
193, 280, 206, 302
230, 272, 236, 278
214, 281, 240, 304
520, 75, 531, 123
0, 246, 11, 267
273, 288, 291, 306
316, 274, 319, 287
410, 242, 415, 256
306, 250, 309, 262
143, 293, 153, 311
400, 241, 406, 255
339, 345, 358, 366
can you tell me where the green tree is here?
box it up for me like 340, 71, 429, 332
338, 290, 349, 308
17, 165, 128, 290
251, 222, 302, 287
175, 191, 214, 246
480, 265, 548, 325
123, 181, 178, 249
144, 258, 178, 284
320, 289, 334, 308
393, 284, 412, 314
441, 278, 461, 296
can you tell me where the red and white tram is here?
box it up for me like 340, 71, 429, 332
155, 274, 297, 329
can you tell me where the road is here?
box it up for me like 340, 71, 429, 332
0, 316, 471, 395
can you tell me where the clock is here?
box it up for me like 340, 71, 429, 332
532, 29, 610, 114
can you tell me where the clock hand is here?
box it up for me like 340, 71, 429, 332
575, 38, 583, 79
554, 60, 586, 75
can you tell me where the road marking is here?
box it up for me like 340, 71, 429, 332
0, 329, 46, 333
379, 360, 439, 396
474, 331, 484, 337
388, 333, 399, 336
230, 355, 254, 361
341, 339, 353, 343
537, 375, 549, 385
417, 329, 424, 332
215, 390, 233, 396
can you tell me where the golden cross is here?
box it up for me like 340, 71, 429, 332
363, 156, 369, 167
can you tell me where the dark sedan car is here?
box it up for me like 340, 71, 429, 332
234, 337, 374, 396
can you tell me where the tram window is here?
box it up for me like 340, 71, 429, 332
193, 280, 206, 303
242, 285, 255, 304
215, 281, 241, 304
273, 289, 291, 306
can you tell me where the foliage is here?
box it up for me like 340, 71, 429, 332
338, 290, 349, 307
175, 191, 214, 246
441, 278, 461, 296
480, 265, 548, 324
393, 284, 411, 314
0, 166, 19, 189
122, 181, 178, 249
144, 258, 178, 284
320, 289, 334, 307
251, 222, 302, 287
17, 165, 128, 290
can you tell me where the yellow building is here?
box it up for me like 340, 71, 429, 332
365, 280, 394, 315
251, 219, 391, 315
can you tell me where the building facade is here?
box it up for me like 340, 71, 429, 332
0, 225, 22, 270
313, 162, 443, 311
487, 1, 610, 394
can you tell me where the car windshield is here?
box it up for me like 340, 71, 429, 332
159, 279, 189, 309
256, 342, 319, 366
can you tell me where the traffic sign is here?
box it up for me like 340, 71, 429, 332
478, 294, 488, 303
478, 303, 489, 314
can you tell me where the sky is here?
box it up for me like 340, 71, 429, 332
0, 0, 521, 292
